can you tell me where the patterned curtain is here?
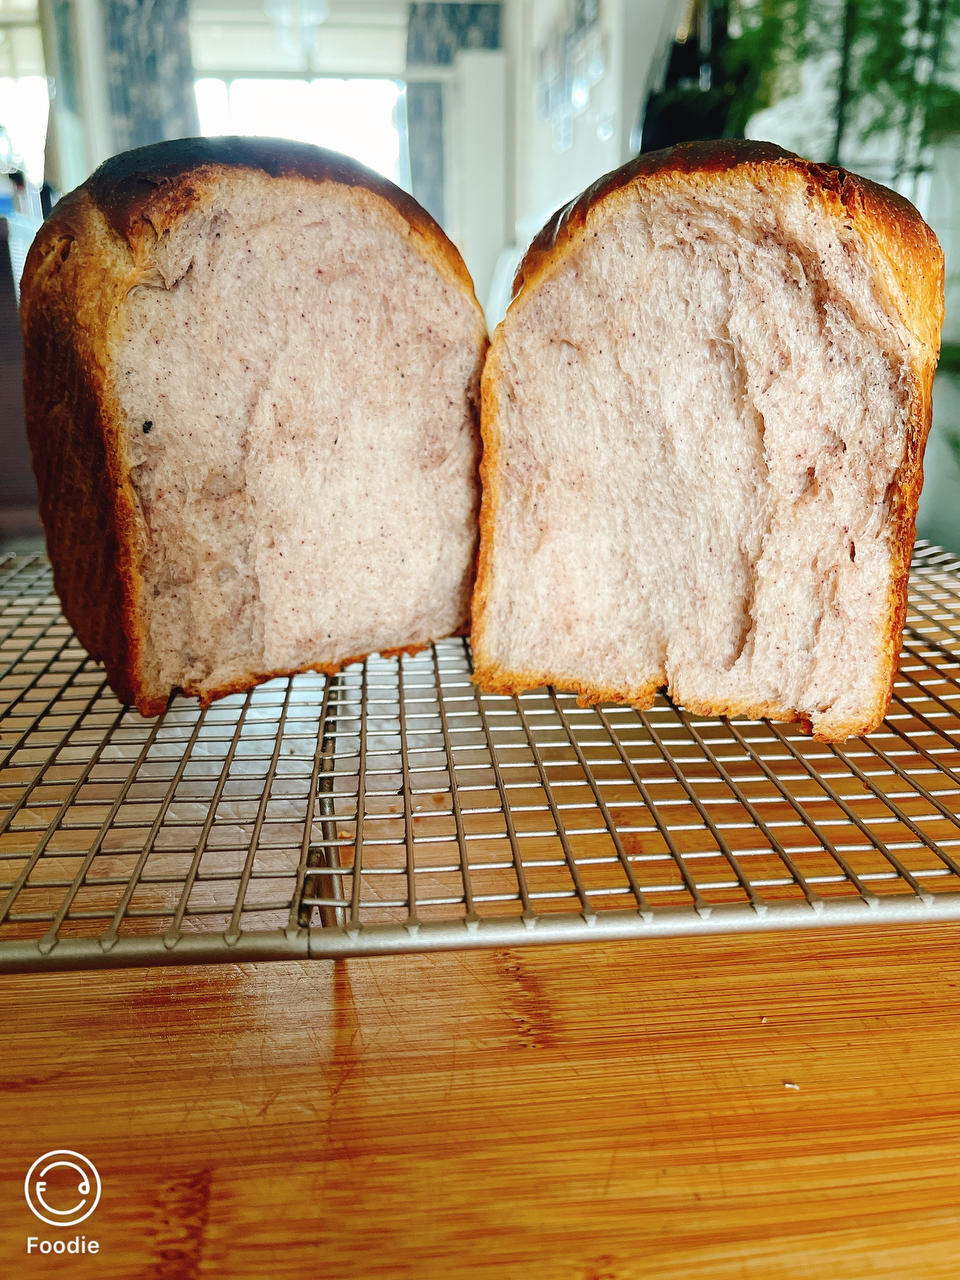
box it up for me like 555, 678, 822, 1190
406, 3, 501, 227
104, 0, 199, 153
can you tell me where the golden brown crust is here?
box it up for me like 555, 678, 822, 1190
472, 138, 944, 741
22, 137, 484, 716
21, 189, 146, 707
469, 339, 504, 676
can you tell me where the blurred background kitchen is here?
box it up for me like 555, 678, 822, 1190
2, 0, 959, 546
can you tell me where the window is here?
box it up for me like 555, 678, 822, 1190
194, 76, 409, 187
0, 1, 46, 183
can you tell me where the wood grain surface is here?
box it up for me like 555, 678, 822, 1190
2, 923, 960, 1278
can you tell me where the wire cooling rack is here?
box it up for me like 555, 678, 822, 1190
1, 544, 960, 971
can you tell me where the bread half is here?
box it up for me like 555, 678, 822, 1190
471, 140, 943, 739
22, 137, 487, 715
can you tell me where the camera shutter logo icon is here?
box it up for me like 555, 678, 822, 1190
24, 1151, 101, 1228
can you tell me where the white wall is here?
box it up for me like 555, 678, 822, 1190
507, 0, 681, 245
444, 49, 509, 311
511, 0, 621, 245
479, 0, 678, 323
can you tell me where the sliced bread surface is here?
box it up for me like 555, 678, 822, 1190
471, 141, 943, 739
22, 137, 488, 715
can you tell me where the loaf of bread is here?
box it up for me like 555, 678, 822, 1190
21, 137, 487, 715
471, 140, 944, 739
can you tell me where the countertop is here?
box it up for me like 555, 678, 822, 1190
3, 921, 960, 1278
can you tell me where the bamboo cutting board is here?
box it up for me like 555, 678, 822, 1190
3, 922, 960, 1278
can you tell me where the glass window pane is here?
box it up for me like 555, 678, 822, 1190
194, 76, 407, 186
195, 77, 231, 136
0, 74, 48, 182
227, 78, 313, 141
310, 78, 401, 178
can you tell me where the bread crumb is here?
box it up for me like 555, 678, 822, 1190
783, 1081, 800, 1091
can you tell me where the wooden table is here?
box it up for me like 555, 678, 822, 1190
2, 921, 960, 1278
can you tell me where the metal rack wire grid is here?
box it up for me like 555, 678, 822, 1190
2, 543, 960, 971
